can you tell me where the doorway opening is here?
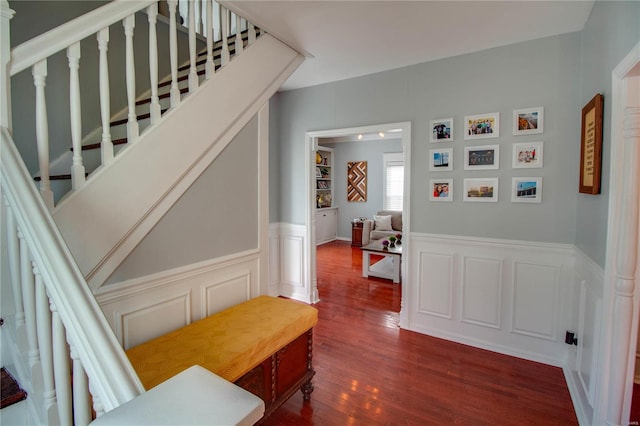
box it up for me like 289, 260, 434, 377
304, 122, 411, 328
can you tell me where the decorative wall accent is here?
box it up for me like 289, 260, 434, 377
347, 161, 367, 202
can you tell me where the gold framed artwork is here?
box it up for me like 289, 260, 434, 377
579, 94, 604, 195
347, 161, 367, 202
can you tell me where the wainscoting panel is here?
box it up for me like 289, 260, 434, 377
577, 279, 602, 405
417, 252, 454, 319
409, 233, 574, 366
202, 272, 251, 316
119, 292, 191, 350
462, 256, 503, 329
96, 251, 261, 348
511, 261, 560, 340
562, 247, 604, 424
273, 223, 310, 302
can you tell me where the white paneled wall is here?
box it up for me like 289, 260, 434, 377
565, 247, 604, 423
96, 251, 261, 349
407, 233, 575, 366
269, 223, 311, 303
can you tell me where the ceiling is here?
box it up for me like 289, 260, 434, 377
229, 1, 595, 91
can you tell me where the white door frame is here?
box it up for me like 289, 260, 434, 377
595, 40, 640, 426
304, 122, 411, 327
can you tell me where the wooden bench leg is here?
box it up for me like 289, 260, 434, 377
301, 379, 314, 401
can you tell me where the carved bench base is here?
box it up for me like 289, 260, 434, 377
235, 329, 314, 421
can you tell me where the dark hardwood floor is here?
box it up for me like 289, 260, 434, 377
262, 240, 578, 425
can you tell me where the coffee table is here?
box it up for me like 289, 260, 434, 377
361, 240, 402, 283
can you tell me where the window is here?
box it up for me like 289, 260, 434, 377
383, 153, 404, 210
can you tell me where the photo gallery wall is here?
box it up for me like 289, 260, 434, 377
428, 107, 544, 203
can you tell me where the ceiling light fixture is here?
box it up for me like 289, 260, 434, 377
357, 134, 363, 140
379, 132, 385, 138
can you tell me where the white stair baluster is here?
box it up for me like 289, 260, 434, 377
97, 28, 114, 165
235, 14, 243, 55
32, 60, 54, 210
147, 3, 161, 124
220, 6, 230, 66
70, 343, 91, 425
67, 42, 85, 190
5, 202, 26, 330
205, 0, 214, 79
248, 22, 256, 45
188, 1, 199, 92
35, 266, 58, 416
168, 0, 181, 107
51, 302, 72, 426
123, 14, 139, 144
19, 233, 39, 367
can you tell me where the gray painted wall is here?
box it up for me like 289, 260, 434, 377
106, 115, 260, 284
273, 32, 582, 244
574, 1, 640, 267
322, 139, 403, 239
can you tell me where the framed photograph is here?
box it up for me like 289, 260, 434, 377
513, 107, 544, 135
463, 178, 498, 202
464, 144, 499, 170
429, 118, 454, 143
464, 112, 499, 140
512, 177, 542, 203
429, 148, 453, 171
579, 94, 604, 195
512, 141, 543, 169
429, 179, 453, 202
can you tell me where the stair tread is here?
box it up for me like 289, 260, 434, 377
1, 368, 27, 409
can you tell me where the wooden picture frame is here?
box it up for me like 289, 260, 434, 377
579, 94, 604, 194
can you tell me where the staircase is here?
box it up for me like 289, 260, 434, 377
1, 0, 303, 424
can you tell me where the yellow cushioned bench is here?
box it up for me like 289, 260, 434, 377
126, 296, 318, 420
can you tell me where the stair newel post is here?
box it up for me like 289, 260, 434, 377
67, 42, 86, 190
147, 3, 161, 124
188, 1, 199, 93
35, 267, 58, 416
50, 300, 72, 426
248, 22, 256, 45
123, 14, 139, 144
168, 0, 181, 107
1, 0, 14, 129
97, 28, 114, 165
32, 60, 54, 210
234, 13, 243, 55
69, 342, 91, 425
205, 0, 215, 79
220, 5, 230, 66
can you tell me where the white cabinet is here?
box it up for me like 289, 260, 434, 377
316, 208, 338, 245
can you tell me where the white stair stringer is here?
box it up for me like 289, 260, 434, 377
51, 34, 303, 290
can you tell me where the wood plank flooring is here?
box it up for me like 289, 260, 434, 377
262, 240, 578, 425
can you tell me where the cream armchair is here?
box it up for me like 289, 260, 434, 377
362, 210, 403, 245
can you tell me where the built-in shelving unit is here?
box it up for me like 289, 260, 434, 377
315, 146, 333, 208
315, 146, 337, 244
